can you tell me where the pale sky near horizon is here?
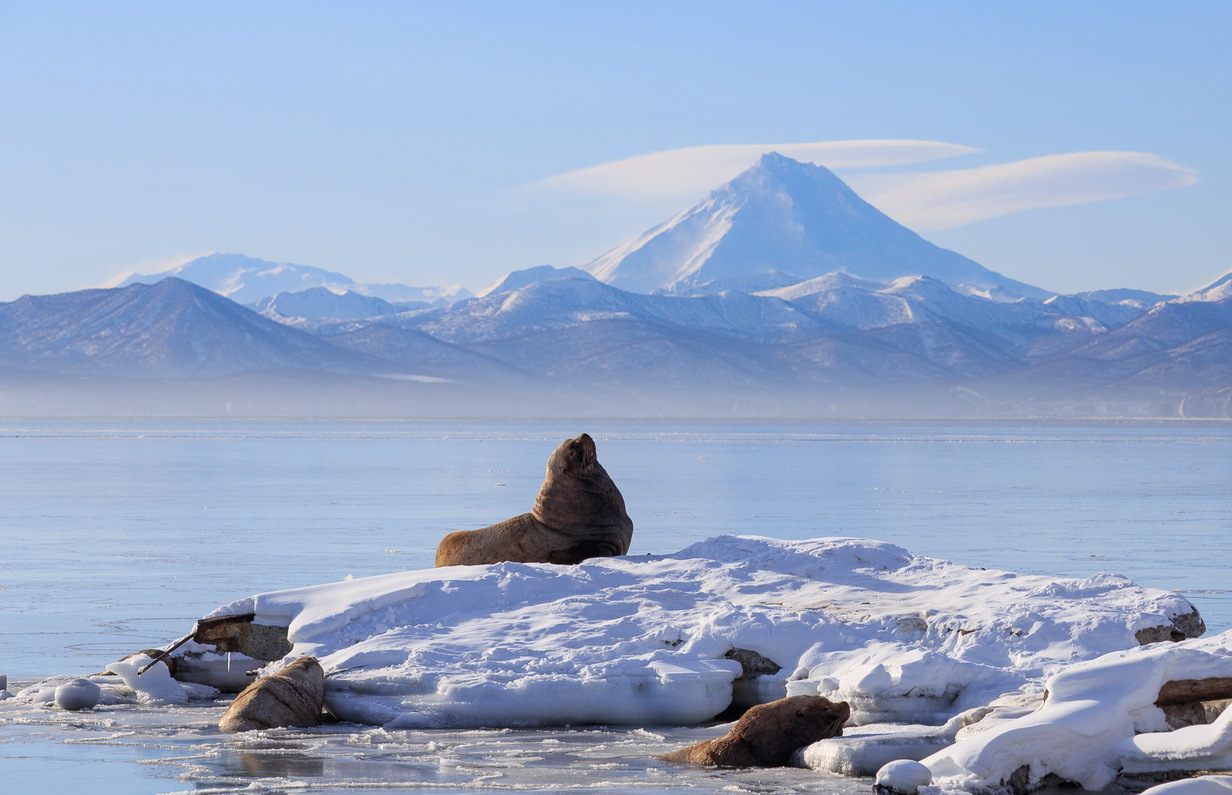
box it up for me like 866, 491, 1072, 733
1, 1, 1229, 301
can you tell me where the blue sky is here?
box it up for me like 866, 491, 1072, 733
1, 1, 1228, 300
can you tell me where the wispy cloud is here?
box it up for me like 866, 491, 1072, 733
531, 144, 1199, 232
530, 140, 981, 201
95, 251, 212, 288
840, 151, 1198, 230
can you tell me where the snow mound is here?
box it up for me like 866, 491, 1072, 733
182, 536, 1197, 730
888, 631, 1232, 793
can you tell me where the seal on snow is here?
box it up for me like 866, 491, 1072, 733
435, 433, 634, 566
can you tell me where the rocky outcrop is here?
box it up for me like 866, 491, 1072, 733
1137, 608, 1207, 645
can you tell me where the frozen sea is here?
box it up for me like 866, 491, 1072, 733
1, 418, 1229, 794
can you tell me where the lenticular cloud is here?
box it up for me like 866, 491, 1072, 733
854, 151, 1200, 231
532, 140, 981, 201
532, 143, 1198, 233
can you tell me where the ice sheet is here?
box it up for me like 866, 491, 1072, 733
0, 686, 871, 795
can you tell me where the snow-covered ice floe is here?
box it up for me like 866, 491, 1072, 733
869, 629, 1232, 793
166, 536, 1200, 731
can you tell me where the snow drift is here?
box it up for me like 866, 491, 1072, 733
171, 536, 1198, 730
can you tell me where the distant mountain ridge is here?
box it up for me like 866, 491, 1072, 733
113, 253, 472, 306
476, 265, 596, 298
7, 153, 1229, 418
0, 278, 384, 378
8, 261, 1230, 418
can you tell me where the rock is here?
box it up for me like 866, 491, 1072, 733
218, 657, 325, 733
54, 678, 101, 711
724, 648, 786, 713
656, 695, 850, 767
1156, 678, 1232, 729
191, 613, 294, 661
1137, 609, 1206, 645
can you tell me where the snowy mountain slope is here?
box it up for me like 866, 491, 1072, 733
759, 273, 1115, 354
757, 272, 917, 329
773, 321, 1023, 385
1065, 295, 1232, 357
323, 325, 539, 385
476, 265, 597, 298
435, 284, 1027, 389
0, 279, 390, 378
114, 253, 471, 306
397, 276, 844, 346
113, 253, 357, 302
1179, 270, 1232, 303
584, 152, 1052, 300
252, 287, 399, 321
989, 273, 1232, 398
1020, 297, 1232, 391
468, 318, 796, 390
1121, 326, 1232, 388
1039, 294, 1153, 330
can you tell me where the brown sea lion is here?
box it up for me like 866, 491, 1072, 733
218, 656, 325, 733
435, 433, 633, 566
656, 696, 850, 767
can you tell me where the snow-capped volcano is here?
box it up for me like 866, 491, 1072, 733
584, 152, 1051, 300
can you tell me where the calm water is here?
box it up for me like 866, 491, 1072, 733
1, 418, 1229, 793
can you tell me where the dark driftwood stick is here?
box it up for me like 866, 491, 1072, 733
137, 629, 196, 675
1156, 677, 1232, 706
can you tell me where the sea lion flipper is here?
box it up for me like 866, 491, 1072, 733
544, 539, 621, 565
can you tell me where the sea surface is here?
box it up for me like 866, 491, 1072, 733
1, 418, 1229, 794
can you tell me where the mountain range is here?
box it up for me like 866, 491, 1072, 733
3, 154, 1229, 418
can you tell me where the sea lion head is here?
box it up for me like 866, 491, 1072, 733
549, 433, 598, 478
532, 433, 633, 555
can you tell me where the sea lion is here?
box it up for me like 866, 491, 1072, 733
218, 656, 325, 733
435, 433, 633, 567
656, 696, 850, 767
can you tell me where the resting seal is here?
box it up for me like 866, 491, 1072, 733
656, 696, 850, 767
435, 433, 633, 566
218, 656, 325, 733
